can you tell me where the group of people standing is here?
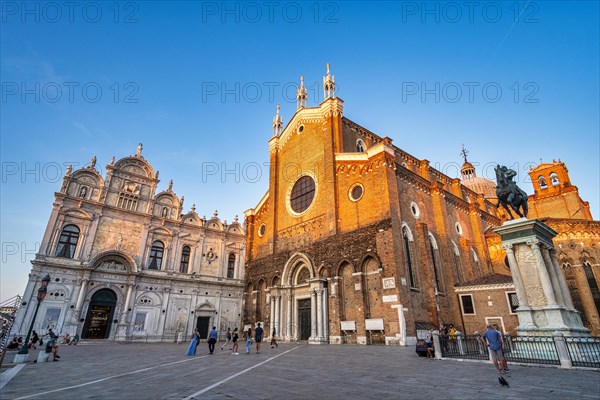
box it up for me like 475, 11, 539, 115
186, 323, 279, 356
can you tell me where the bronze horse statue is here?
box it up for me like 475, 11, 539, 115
495, 165, 528, 219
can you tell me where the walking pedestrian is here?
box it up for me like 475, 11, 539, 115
208, 326, 218, 354
231, 328, 239, 355
221, 328, 232, 350
245, 328, 252, 355
493, 324, 509, 372
481, 324, 504, 374
255, 322, 264, 354
270, 327, 278, 348
30, 331, 40, 349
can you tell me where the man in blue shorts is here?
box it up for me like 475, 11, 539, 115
481, 324, 504, 373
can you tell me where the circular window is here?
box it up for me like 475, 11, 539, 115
297, 125, 304, 134
410, 202, 420, 219
455, 222, 463, 236
258, 224, 266, 237
288, 175, 316, 215
349, 183, 364, 202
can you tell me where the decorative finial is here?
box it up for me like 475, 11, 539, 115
272, 104, 283, 136
168, 180, 173, 191
460, 144, 469, 163
191, 203, 196, 212
203, 215, 206, 220
296, 75, 307, 109
109, 156, 115, 166
66, 164, 72, 176
90, 155, 97, 169
234, 214, 239, 223
214, 210, 218, 218
323, 63, 335, 99
136, 143, 143, 157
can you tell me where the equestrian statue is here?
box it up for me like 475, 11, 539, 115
495, 165, 529, 219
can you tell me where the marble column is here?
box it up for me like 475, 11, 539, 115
503, 245, 529, 307
120, 284, 134, 323
270, 294, 275, 331
75, 274, 90, 313
541, 246, 565, 306
322, 287, 329, 339
274, 295, 281, 337
550, 249, 575, 309
316, 289, 323, 338
286, 294, 292, 339
310, 289, 317, 338
530, 241, 558, 306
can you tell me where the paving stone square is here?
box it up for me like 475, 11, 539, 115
1, 342, 599, 400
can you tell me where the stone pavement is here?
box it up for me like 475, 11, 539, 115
1, 342, 599, 400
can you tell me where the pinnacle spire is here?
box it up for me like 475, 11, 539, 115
323, 63, 335, 99
272, 104, 283, 136
296, 75, 307, 109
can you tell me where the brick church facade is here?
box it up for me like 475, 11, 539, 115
243, 66, 600, 344
244, 66, 508, 345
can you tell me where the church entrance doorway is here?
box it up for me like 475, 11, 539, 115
196, 316, 210, 339
298, 299, 311, 340
82, 289, 117, 339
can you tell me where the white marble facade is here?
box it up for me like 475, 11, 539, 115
12, 147, 245, 342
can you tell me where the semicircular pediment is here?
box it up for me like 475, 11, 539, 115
90, 251, 137, 273
114, 157, 155, 179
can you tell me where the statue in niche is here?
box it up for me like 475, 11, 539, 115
79, 186, 87, 198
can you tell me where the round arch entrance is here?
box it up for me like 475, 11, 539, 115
82, 289, 117, 339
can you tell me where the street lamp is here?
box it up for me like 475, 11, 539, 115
17, 274, 50, 356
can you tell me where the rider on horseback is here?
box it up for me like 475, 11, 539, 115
495, 165, 529, 219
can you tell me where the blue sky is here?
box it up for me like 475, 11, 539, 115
1, 1, 599, 302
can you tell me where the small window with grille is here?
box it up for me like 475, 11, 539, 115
507, 292, 519, 313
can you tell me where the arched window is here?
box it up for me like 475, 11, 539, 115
583, 261, 600, 314
563, 263, 586, 325
296, 267, 310, 285
538, 176, 547, 189
55, 225, 80, 258
550, 172, 560, 186
452, 242, 463, 285
471, 249, 482, 277
403, 226, 417, 288
256, 280, 266, 321
356, 139, 366, 152
429, 234, 443, 293
179, 246, 191, 273
148, 241, 164, 270
227, 253, 235, 278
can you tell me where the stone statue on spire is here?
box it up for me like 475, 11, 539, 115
323, 63, 335, 99
90, 155, 97, 169
296, 75, 307, 109
136, 143, 143, 157
272, 104, 283, 136
168, 180, 173, 191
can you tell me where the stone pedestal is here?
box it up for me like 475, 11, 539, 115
494, 218, 589, 337
13, 353, 29, 364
